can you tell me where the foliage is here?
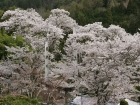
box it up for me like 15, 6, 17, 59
0, 30, 24, 59
120, 99, 128, 105
0, 95, 42, 105
0, 0, 140, 34
134, 86, 140, 101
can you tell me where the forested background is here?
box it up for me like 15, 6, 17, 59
0, 0, 140, 34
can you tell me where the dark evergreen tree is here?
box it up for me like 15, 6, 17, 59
103, 8, 113, 27
103, 0, 109, 7
127, 0, 138, 15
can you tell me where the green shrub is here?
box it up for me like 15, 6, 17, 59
0, 95, 42, 105
0, 30, 24, 60
120, 99, 128, 105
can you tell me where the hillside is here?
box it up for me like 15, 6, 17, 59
0, 0, 140, 33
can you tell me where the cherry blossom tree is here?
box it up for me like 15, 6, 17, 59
47, 8, 77, 34
64, 23, 140, 105
0, 8, 77, 104
0, 8, 63, 97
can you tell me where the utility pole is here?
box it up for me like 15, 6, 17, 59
44, 24, 51, 82
45, 41, 49, 82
